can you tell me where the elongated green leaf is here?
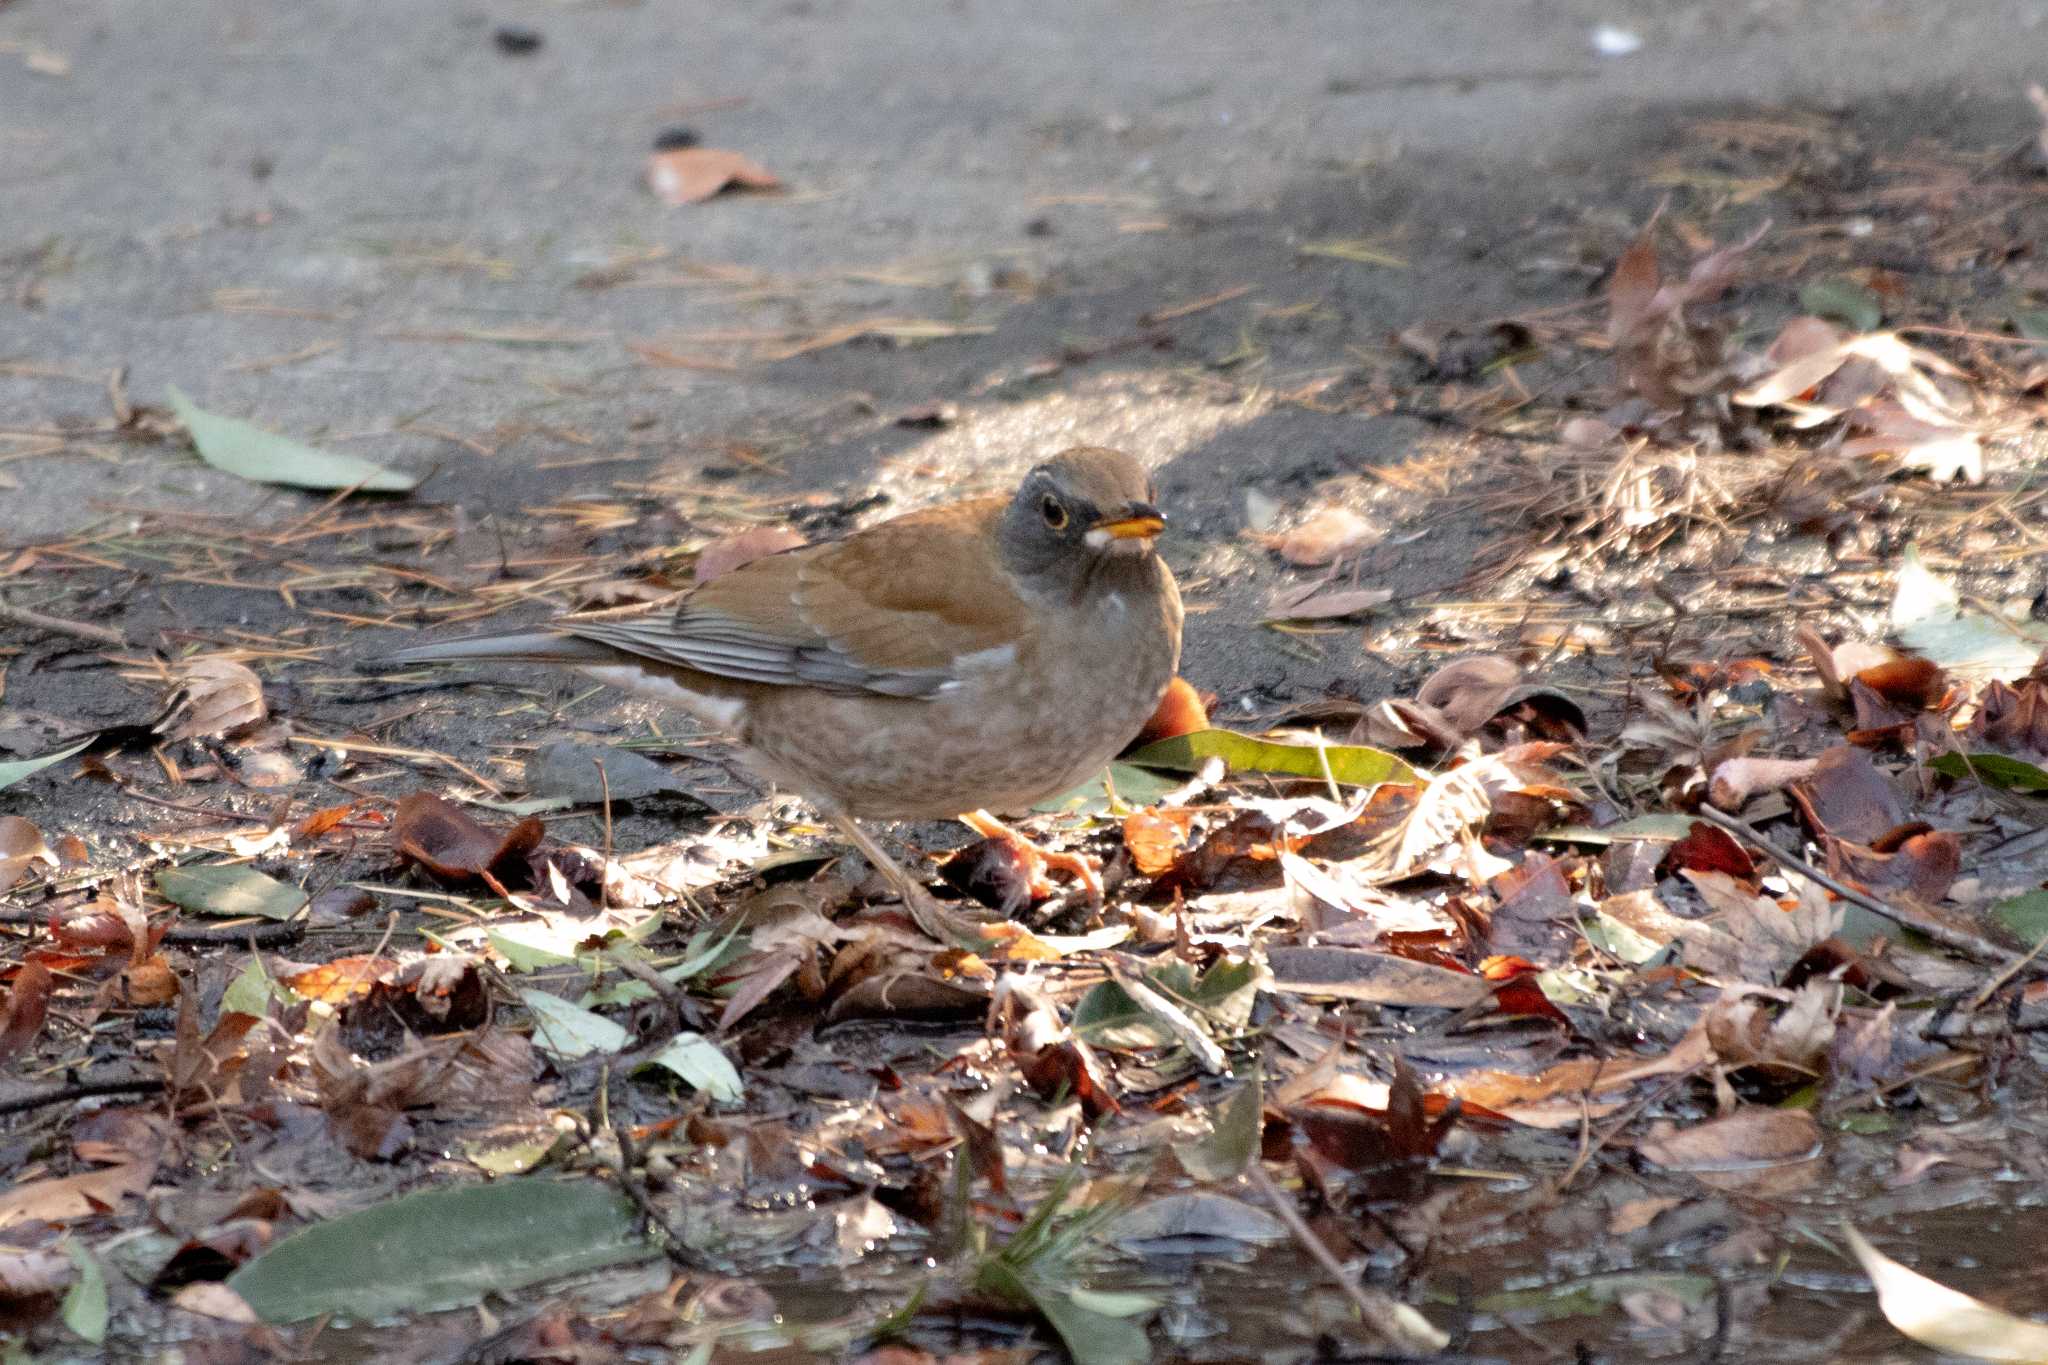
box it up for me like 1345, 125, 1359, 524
977, 1259, 1152, 1365
227, 1179, 648, 1322
520, 989, 629, 1058
1992, 890, 2048, 943
168, 385, 417, 493
1035, 761, 1188, 814
640, 1032, 743, 1102
1174, 1070, 1262, 1182
60, 1241, 108, 1344
1541, 812, 1697, 844
156, 865, 307, 920
1928, 752, 2048, 793
0, 736, 92, 793
1124, 730, 1416, 787
1799, 278, 1882, 332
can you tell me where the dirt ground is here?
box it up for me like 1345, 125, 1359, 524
7, 1, 2048, 1362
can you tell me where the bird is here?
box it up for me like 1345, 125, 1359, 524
375, 445, 1183, 941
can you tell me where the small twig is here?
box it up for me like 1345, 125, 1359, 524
1693, 806, 2025, 971
0, 1076, 167, 1118
161, 914, 309, 947
1552, 1066, 1703, 1193
1245, 1162, 1448, 1354
603, 1066, 697, 1270
0, 597, 129, 648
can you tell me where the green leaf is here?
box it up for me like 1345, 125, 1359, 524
0, 736, 92, 793
220, 958, 285, 1016
1035, 760, 1189, 814
1475, 1271, 1715, 1322
977, 1259, 1152, 1365
1890, 545, 2048, 679
519, 989, 629, 1059
1124, 730, 1416, 788
1991, 890, 2048, 943
1928, 752, 2048, 793
639, 1032, 743, 1103
155, 865, 308, 920
60, 1241, 108, 1344
1798, 278, 1883, 332
167, 385, 417, 494
2014, 308, 2048, 355
226, 1179, 648, 1322
1174, 1070, 1261, 1182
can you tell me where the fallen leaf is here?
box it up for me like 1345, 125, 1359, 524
393, 792, 544, 884
1261, 506, 1374, 566
646, 148, 781, 205
1842, 1223, 2048, 1361
695, 526, 805, 584
158, 656, 267, 741
0, 961, 52, 1065
0, 815, 54, 893
1636, 1106, 1820, 1191
167, 386, 416, 492
156, 864, 308, 921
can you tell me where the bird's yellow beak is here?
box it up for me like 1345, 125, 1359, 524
1088, 504, 1166, 540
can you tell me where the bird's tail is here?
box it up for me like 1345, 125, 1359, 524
368, 631, 619, 668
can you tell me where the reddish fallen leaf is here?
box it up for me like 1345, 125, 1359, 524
278, 955, 399, 1005
1789, 744, 1906, 844
1122, 807, 1193, 875
1479, 954, 1569, 1024
1019, 1036, 1120, 1120
393, 792, 545, 884
291, 802, 359, 841
1829, 830, 1961, 905
1288, 1060, 1454, 1202
1657, 820, 1757, 885
1132, 676, 1210, 746
1967, 678, 2048, 761
0, 961, 51, 1065
694, 525, 805, 585
124, 953, 180, 1006
646, 147, 781, 205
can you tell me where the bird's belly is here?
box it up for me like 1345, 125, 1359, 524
741, 654, 1168, 820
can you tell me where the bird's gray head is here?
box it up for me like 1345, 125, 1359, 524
996, 446, 1165, 593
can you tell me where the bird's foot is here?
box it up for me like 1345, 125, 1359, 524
960, 810, 1103, 903
824, 810, 990, 948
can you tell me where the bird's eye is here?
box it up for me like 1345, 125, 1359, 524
1041, 495, 1068, 529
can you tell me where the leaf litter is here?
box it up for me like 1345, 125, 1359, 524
7, 104, 2048, 1365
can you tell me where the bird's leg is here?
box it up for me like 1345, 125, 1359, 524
823, 811, 988, 948
959, 809, 1103, 903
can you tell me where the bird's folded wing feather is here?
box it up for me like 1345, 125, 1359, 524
560, 500, 1023, 698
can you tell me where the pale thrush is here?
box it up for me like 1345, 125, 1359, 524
377, 446, 1184, 932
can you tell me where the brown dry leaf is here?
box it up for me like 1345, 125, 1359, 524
1414, 655, 1524, 738
695, 526, 805, 585
1265, 945, 1491, 1008
0, 961, 52, 1065
1797, 622, 1901, 703
1789, 745, 1906, 844
0, 815, 54, 893
159, 656, 267, 742
1259, 506, 1374, 566
1265, 580, 1392, 621
0, 1150, 157, 1230
646, 147, 781, 205
1843, 1222, 2048, 1361
1708, 754, 1821, 810
1444, 1024, 1713, 1129
278, 955, 399, 1005
1704, 982, 1838, 1078
1684, 869, 1842, 984
1829, 830, 1961, 905
392, 791, 545, 884
1636, 1106, 1821, 1191
1967, 679, 2048, 762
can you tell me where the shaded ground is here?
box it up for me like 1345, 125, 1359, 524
7, 2, 2048, 1362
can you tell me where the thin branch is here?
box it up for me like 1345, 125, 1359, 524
1693, 806, 2027, 971
0, 597, 129, 647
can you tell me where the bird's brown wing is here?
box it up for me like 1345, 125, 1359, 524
560, 498, 1023, 698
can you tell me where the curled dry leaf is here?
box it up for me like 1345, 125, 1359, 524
1122, 806, 1193, 875
392, 792, 545, 885
1789, 744, 1907, 845
1843, 1223, 2048, 1362
1704, 982, 1838, 1079
1708, 754, 1821, 810
0, 815, 55, 893
694, 526, 805, 585
0, 960, 52, 1066
1414, 655, 1523, 738
159, 656, 267, 742
1257, 506, 1374, 566
1636, 1106, 1822, 1187
646, 148, 781, 205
